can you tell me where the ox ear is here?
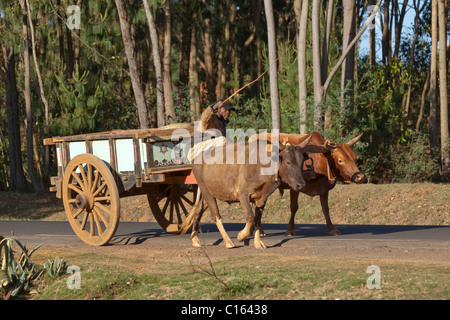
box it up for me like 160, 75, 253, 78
347, 133, 363, 147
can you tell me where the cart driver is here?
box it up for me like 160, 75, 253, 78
187, 100, 235, 163
200, 100, 235, 137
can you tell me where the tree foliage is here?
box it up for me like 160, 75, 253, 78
0, 0, 449, 191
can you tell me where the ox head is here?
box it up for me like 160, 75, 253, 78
278, 134, 313, 191
323, 133, 365, 183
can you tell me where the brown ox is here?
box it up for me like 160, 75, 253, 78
252, 132, 364, 236
180, 134, 323, 249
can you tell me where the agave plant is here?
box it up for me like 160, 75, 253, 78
0, 234, 44, 299
43, 256, 67, 279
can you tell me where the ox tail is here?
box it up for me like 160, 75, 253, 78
179, 189, 202, 236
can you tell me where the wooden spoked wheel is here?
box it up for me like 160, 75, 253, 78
62, 154, 120, 246
147, 184, 198, 234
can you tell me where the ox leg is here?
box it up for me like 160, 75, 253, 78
253, 206, 266, 249
202, 190, 236, 249
320, 192, 341, 236
287, 189, 300, 236
215, 218, 236, 249
255, 181, 280, 237
237, 195, 254, 242
191, 200, 208, 248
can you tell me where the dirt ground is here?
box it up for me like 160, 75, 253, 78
42, 237, 449, 267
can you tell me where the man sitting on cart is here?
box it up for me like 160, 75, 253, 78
187, 100, 235, 163
200, 100, 235, 137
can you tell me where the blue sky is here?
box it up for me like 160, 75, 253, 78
358, 3, 421, 62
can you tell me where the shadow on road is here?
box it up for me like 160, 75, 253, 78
108, 222, 450, 246
109, 228, 164, 246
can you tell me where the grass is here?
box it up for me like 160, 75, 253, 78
28, 249, 449, 300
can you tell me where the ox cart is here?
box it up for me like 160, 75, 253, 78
44, 124, 197, 246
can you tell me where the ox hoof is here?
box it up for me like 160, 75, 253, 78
254, 230, 266, 249
192, 238, 202, 248
328, 228, 341, 236
286, 230, 296, 236
254, 240, 267, 249
225, 241, 236, 249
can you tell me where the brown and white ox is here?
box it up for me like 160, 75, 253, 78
180, 134, 325, 249
252, 132, 364, 236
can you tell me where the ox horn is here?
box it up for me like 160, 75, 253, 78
296, 134, 331, 154
347, 133, 363, 147
297, 133, 313, 149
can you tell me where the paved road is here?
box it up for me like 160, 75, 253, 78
1, 220, 449, 244
1, 220, 449, 263
1, 220, 449, 242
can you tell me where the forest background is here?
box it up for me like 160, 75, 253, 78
0, 0, 449, 193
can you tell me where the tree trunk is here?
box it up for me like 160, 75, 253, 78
340, 0, 356, 135
56, 0, 65, 68
114, 0, 149, 129
295, 0, 308, 134
163, 0, 176, 122
217, 0, 234, 99
416, 71, 430, 131
178, 0, 190, 87
74, 0, 82, 68
66, 23, 74, 78
143, 0, 165, 127
382, 0, 392, 66
429, 0, 438, 158
25, 0, 50, 191
393, 0, 409, 59
438, 0, 449, 174
264, 0, 281, 131
321, 0, 334, 84
0, 45, 27, 191
256, 1, 263, 95
369, 0, 376, 67
239, 3, 258, 91
202, 0, 215, 101
312, 0, 323, 130
189, 20, 200, 118
19, 0, 42, 193
323, 0, 335, 130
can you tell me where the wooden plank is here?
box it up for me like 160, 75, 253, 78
148, 164, 191, 174
44, 124, 194, 144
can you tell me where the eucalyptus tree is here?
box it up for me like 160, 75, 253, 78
114, 0, 150, 129
263, 0, 280, 131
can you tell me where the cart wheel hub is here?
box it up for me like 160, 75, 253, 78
75, 193, 94, 211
